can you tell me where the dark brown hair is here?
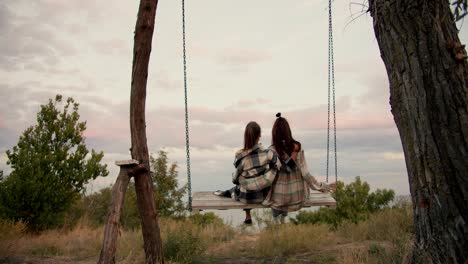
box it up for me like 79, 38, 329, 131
272, 113, 301, 157
244, 121, 261, 150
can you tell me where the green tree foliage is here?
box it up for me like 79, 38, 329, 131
80, 183, 140, 229
292, 176, 395, 228
150, 150, 186, 217
81, 150, 186, 229
189, 212, 224, 227
0, 95, 109, 231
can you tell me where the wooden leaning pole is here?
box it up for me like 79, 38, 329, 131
98, 0, 163, 263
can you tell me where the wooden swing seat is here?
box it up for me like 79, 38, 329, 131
191, 191, 336, 213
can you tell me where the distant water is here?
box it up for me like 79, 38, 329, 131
203, 207, 320, 227
207, 195, 412, 227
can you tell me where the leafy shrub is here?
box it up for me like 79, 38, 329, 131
0, 95, 108, 231
160, 216, 234, 263
292, 177, 395, 228
163, 229, 204, 263
189, 212, 224, 227
151, 150, 186, 217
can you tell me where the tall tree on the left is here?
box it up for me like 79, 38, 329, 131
0, 95, 108, 231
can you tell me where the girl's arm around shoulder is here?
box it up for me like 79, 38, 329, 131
266, 148, 281, 170
238, 148, 280, 191
297, 150, 329, 192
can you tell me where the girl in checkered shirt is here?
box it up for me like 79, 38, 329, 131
215, 121, 281, 225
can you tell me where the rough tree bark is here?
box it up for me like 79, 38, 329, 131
130, 0, 163, 263
369, 0, 468, 262
98, 163, 133, 264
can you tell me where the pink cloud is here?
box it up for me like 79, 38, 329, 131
186, 44, 272, 67
216, 48, 271, 66
0, 113, 4, 128
93, 39, 128, 55
3, 92, 395, 149
79, 93, 396, 150
231, 98, 272, 109
81, 102, 129, 140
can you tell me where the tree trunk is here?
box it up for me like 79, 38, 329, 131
98, 165, 132, 264
130, 0, 163, 263
369, 0, 468, 262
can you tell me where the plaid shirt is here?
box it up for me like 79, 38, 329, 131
239, 147, 325, 212
232, 144, 281, 204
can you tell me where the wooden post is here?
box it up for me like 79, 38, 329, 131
98, 160, 138, 264
129, 0, 164, 263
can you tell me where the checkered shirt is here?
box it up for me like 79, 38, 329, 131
232, 144, 281, 204
239, 147, 325, 212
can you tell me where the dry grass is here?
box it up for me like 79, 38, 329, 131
0, 207, 414, 263
0, 216, 235, 263
159, 217, 235, 263
0, 219, 27, 256
0, 219, 104, 259
252, 224, 337, 257
338, 245, 371, 264
336, 240, 413, 264
336, 206, 414, 264
337, 206, 413, 243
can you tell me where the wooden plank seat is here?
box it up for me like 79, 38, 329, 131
191, 191, 336, 212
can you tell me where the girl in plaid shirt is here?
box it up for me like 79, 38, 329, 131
240, 113, 335, 222
216, 121, 281, 224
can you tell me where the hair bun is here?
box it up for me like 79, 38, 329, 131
276, 112, 281, 118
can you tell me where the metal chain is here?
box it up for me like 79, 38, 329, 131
326, 0, 331, 184
182, 0, 192, 211
330, 0, 338, 184
327, 0, 338, 184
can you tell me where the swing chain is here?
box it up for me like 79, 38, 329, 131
330, 0, 338, 185
182, 0, 192, 211
181, 0, 337, 207
326, 0, 338, 185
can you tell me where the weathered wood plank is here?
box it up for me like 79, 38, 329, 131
192, 191, 336, 210
115, 160, 139, 166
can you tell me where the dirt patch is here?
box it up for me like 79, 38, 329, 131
0, 256, 96, 264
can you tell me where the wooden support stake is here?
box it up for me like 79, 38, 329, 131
98, 162, 135, 264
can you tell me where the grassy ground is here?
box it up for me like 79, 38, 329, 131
0, 207, 413, 264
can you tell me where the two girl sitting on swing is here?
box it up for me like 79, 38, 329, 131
217, 113, 335, 224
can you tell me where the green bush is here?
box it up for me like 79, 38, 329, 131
163, 229, 204, 263
189, 212, 224, 227
151, 150, 186, 217
292, 176, 395, 228
0, 95, 108, 231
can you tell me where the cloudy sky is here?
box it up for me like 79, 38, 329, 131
1, 0, 466, 196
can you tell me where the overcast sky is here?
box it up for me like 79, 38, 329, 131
1, 0, 466, 195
